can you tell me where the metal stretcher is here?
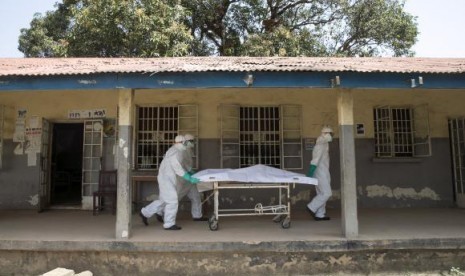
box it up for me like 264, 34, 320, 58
194, 165, 318, 231
205, 181, 292, 231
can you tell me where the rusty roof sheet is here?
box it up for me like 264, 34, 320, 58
1, 57, 465, 77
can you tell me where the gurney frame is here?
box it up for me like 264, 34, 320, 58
206, 181, 292, 231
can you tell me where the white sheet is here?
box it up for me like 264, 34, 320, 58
193, 164, 318, 192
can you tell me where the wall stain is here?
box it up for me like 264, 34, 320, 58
366, 185, 440, 201
27, 194, 38, 206
328, 254, 354, 266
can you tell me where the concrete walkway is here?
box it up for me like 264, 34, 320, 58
1, 208, 465, 275
1, 208, 464, 244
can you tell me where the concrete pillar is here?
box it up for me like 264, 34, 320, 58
337, 88, 358, 238
116, 89, 134, 239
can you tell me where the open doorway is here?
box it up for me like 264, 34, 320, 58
50, 123, 84, 205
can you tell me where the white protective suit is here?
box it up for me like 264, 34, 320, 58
141, 143, 187, 228
177, 145, 203, 219
307, 130, 333, 218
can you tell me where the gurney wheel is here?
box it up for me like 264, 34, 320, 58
272, 214, 285, 223
209, 219, 219, 231
281, 217, 291, 229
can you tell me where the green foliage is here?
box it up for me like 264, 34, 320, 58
19, 0, 192, 57
19, 0, 418, 57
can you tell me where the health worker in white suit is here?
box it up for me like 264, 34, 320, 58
306, 126, 333, 221
177, 134, 208, 221
140, 135, 200, 230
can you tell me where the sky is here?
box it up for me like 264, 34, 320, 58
0, 0, 464, 58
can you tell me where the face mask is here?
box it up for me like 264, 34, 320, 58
323, 133, 333, 142
175, 143, 187, 150
182, 140, 194, 149
186, 140, 195, 149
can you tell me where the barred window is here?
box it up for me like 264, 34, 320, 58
374, 105, 431, 158
135, 105, 198, 170
220, 105, 303, 170
240, 107, 281, 168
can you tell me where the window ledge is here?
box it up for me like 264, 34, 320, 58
371, 157, 423, 163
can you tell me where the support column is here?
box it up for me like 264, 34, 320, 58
337, 88, 358, 238
116, 88, 134, 239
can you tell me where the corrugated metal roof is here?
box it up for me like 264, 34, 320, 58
1, 57, 465, 77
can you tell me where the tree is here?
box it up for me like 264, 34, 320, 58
183, 0, 418, 57
19, 0, 193, 57
19, 0, 417, 57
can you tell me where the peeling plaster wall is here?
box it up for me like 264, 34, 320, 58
354, 138, 454, 208
0, 140, 40, 209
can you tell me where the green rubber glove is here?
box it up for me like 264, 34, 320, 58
187, 170, 196, 176
307, 165, 317, 177
182, 172, 200, 184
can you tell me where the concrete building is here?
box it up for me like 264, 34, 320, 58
1, 57, 464, 242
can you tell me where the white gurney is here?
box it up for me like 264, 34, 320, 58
193, 165, 317, 231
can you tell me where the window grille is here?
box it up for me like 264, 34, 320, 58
240, 106, 281, 168
220, 104, 302, 169
374, 105, 431, 158
135, 105, 198, 170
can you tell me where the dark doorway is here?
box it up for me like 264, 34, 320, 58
51, 123, 83, 205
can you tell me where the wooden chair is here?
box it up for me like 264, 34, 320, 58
93, 170, 117, 215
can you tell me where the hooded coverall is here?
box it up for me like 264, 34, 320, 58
141, 143, 187, 228
307, 134, 332, 218
176, 147, 203, 219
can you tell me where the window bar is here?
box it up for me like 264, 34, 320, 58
458, 119, 464, 194
396, 108, 400, 155
397, 109, 401, 154
408, 109, 412, 153
264, 107, 268, 166
256, 107, 260, 165
150, 106, 154, 169
172, 106, 177, 141
375, 109, 378, 156
146, 107, 149, 169
397, 109, 402, 155
267, 107, 271, 166
399, 109, 408, 155
248, 107, 257, 165
252, 107, 256, 166
276, 107, 280, 167
388, 108, 392, 156
147, 107, 151, 168
247, 107, 251, 167
259, 107, 263, 165
272, 106, 276, 166
241, 107, 244, 167
155, 107, 160, 168
239, 108, 243, 167
398, 109, 402, 154
242, 107, 246, 167
407, 109, 411, 154
268, 107, 272, 166
143, 107, 147, 168
382, 109, 386, 156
